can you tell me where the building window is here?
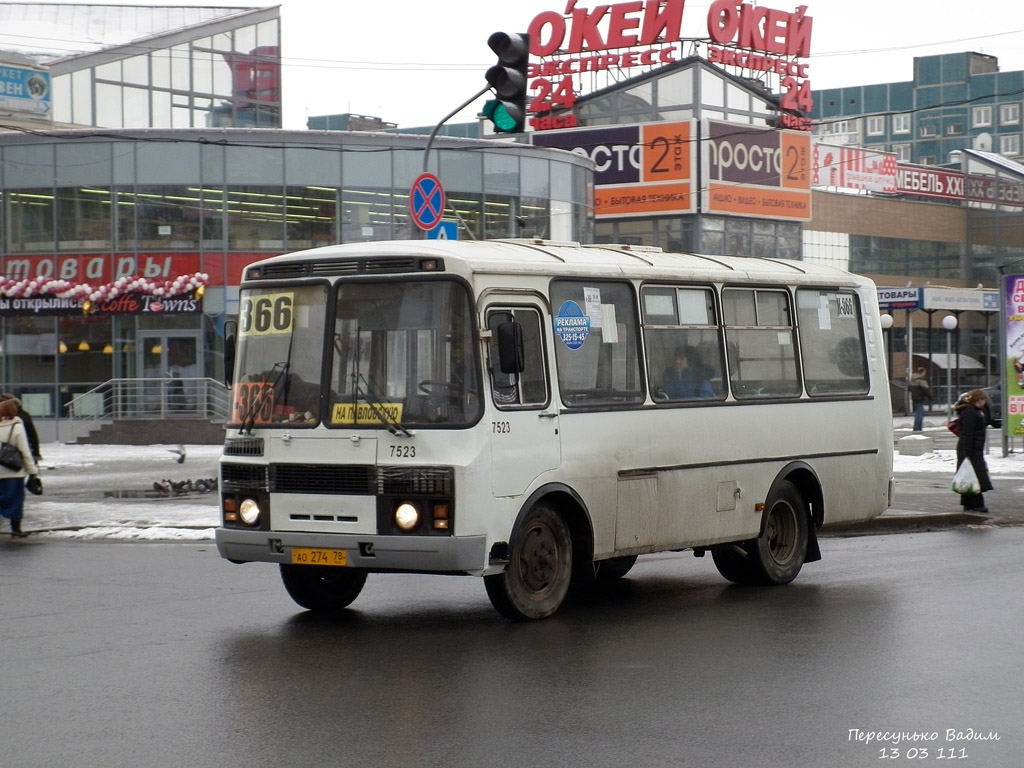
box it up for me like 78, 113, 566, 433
892, 143, 912, 162
56, 187, 112, 250
972, 106, 993, 127
999, 134, 1021, 157
920, 124, 938, 137
226, 185, 285, 250
947, 123, 964, 135
1001, 103, 1021, 125
866, 116, 884, 135
892, 114, 911, 134
919, 156, 936, 165
828, 119, 850, 135
5, 189, 55, 253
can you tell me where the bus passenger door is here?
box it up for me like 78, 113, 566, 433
484, 304, 561, 497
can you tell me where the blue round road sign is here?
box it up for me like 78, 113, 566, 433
410, 172, 445, 231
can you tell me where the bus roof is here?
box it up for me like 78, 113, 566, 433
254, 239, 875, 287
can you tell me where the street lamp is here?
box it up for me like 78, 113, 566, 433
880, 313, 894, 330
942, 314, 958, 412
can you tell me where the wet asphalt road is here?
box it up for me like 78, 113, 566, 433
2, 528, 1021, 768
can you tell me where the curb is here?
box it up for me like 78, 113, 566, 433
821, 511, 1002, 536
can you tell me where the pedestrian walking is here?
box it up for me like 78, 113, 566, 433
909, 366, 933, 431
0, 398, 40, 538
0, 393, 42, 463
954, 389, 993, 513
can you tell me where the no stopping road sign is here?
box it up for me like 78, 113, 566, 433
410, 172, 445, 231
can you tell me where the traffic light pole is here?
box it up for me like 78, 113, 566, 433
413, 84, 492, 241
422, 84, 491, 173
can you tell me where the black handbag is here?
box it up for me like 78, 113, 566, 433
0, 425, 23, 471
25, 474, 42, 495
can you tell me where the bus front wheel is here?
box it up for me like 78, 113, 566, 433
485, 504, 572, 621
712, 480, 808, 586
279, 564, 367, 612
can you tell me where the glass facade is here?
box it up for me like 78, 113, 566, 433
849, 236, 962, 279
52, 16, 281, 129
576, 60, 775, 127
964, 153, 1024, 284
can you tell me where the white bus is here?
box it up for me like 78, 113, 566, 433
216, 239, 893, 620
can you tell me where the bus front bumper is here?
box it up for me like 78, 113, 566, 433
215, 528, 488, 574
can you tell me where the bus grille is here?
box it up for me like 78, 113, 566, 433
221, 463, 269, 491
220, 463, 454, 496
271, 464, 376, 494
223, 437, 265, 456
378, 466, 453, 495
249, 257, 433, 280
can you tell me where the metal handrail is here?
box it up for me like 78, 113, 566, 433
65, 378, 231, 425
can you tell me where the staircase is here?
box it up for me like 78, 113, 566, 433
66, 378, 231, 445
73, 419, 226, 445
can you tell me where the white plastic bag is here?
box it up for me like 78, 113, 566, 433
951, 460, 981, 495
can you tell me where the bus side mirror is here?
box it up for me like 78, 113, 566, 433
224, 320, 237, 386
496, 321, 525, 374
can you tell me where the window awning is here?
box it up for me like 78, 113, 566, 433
914, 353, 986, 371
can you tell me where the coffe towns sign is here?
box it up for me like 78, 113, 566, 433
525, 1, 814, 131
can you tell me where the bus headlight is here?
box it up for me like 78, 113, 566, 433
394, 502, 420, 531
239, 498, 262, 526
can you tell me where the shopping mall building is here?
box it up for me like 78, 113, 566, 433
2, 2, 1023, 441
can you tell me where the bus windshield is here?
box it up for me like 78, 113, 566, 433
231, 284, 328, 427
327, 279, 481, 428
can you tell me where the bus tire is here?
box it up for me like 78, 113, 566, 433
712, 480, 808, 586
279, 564, 367, 612
751, 480, 808, 585
485, 504, 572, 621
711, 545, 759, 585
595, 554, 638, 580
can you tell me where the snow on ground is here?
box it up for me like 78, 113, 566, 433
12, 443, 223, 541
893, 449, 1024, 474
9, 434, 1024, 541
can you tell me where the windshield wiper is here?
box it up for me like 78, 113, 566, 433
346, 327, 411, 437
352, 373, 412, 437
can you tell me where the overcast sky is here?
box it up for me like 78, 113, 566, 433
36, 0, 1024, 129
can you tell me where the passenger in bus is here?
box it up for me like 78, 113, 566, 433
662, 345, 715, 399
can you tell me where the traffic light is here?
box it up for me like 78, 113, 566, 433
484, 32, 529, 134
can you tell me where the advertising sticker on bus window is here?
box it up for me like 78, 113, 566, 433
583, 287, 603, 328
818, 295, 832, 331
554, 300, 590, 350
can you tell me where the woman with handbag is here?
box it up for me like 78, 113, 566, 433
0, 398, 40, 538
954, 389, 994, 513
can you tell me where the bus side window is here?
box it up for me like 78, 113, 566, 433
724, 288, 801, 399
487, 308, 549, 408
796, 289, 868, 395
641, 286, 725, 402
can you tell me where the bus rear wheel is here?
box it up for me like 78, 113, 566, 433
594, 554, 638, 580
712, 480, 808, 586
279, 564, 367, 612
485, 504, 572, 621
